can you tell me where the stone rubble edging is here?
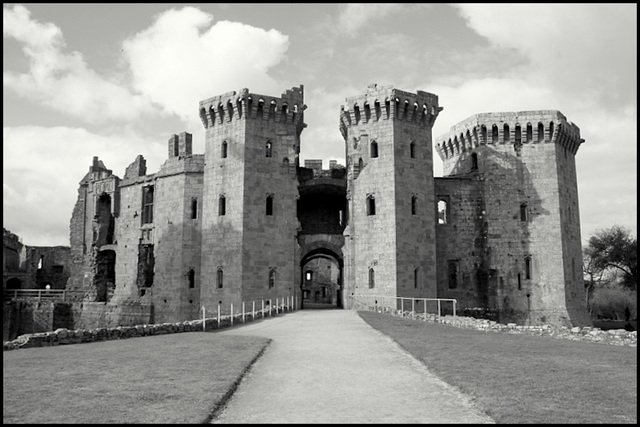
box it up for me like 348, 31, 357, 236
2, 308, 288, 351
381, 308, 637, 347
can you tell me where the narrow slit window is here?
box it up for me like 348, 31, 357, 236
219, 196, 226, 216
438, 199, 448, 224
471, 153, 478, 170
525, 257, 532, 280
410, 141, 416, 158
411, 195, 418, 215
191, 198, 198, 219
369, 268, 375, 289
448, 262, 457, 289
370, 141, 378, 158
367, 195, 376, 216
188, 269, 195, 288
269, 268, 276, 288
266, 194, 274, 216
518, 272, 522, 290
266, 141, 272, 157
217, 268, 223, 288
520, 203, 527, 222
221, 141, 228, 158
414, 268, 419, 288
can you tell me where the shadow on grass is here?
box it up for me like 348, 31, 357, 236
358, 311, 637, 424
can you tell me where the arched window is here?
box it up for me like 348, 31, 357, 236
219, 195, 226, 216
191, 198, 198, 219
368, 268, 375, 289
367, 195, 376, 216
370, 141, 378, 158
411, 195, 418, 215
503, 124, 510, 142
481, 125, 488, 144
438, 199, 448, 224
471, 153, 478, 170
266, 141, 273, 157
526, 124, 533, 143
217, 268, 223, 288
515, 125, 521, 143
448, 262, 457, 289
358, 158, 364, 175
537, 123, 544, 142
266, 194, 274, 216
269, 268, 276, 288
221, 141, 228, 158
492, 125, 499, 143
520, 203, 527, 222
188, 269, 195, 288
410, 141, 416, 158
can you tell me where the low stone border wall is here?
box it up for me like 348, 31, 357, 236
384, 309, 637, 347
3, 308, 289, 351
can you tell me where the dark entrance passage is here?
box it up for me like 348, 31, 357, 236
300, 249, 343, 310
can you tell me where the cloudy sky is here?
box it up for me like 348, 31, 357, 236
3, 3, 637, 247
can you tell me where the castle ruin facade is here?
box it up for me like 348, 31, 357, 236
62, 84, 591, 328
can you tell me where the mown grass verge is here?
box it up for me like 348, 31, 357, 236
3, 332, 269, 424
358, 311, 637, 424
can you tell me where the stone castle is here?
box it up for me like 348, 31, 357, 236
19, 83, 591, 329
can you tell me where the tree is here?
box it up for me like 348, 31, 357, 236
584, 225, 637, 292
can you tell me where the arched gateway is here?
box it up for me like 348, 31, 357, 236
296, 165, 347, 309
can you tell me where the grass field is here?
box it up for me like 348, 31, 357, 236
3, 312, 637, 424
358, 311, 637, 424
3, 332, 269, 424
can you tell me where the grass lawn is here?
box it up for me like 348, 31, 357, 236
3, 332, 269, 424
359, 311, 637, 424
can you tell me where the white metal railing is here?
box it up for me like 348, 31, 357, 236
350, 294, 457, 323
201, 295, 299, 331
3, 289, 85, 302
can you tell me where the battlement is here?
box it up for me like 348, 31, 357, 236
339, 84, 442, 138
435, 110, 584, 161
198, 86, 306, 130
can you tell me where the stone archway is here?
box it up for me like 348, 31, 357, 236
300, 246, 344, 309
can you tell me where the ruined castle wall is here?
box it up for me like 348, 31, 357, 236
434, 176, 486, 309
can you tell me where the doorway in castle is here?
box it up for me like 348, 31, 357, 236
300, 248, 343, 310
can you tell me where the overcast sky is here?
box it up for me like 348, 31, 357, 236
3, 3, 637, 247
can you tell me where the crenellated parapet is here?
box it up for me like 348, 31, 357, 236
198, 86, 306, 131
435, 110, 584, 161
339, 83, 442, 139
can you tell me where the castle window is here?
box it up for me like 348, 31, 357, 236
221, 141, 228, 158
174, 140, 179, 157
364, 102, 371, 122
517, 273, 522, 290
217, 268, 223, 288
354, 104, 361, 124
492, 125, 499, 143
375, 101, 381, 120
471, 153, 478, 170
366, 195, 376, 216
410, 141, 416, 158
358, 158, 364, 176
572, 258, 576, 281
549, 122, 554, 142
370, 141, 378, 158
503, 124, 510, 143
481, 125, 488, 144
142, 185, 154, 224
526, 124, 533, 143
188, 269, 195, 288
520, 203, 527, 222
305, 270, 313, 281
515, 125, 522, 144
438, 199, 449, 224
38, 255, 44, 270
448, 262, 458, 289
269, 268, 276, 288
266, 141, 272, 157
411, 195, 418, 215
537, 122, 544, 142
369, 268, 375, 289
219, 196, 226, 216
191, 198, 198, 219
266, 194, 274, 216
525, 256, 532, 280
414, 268, 419, 289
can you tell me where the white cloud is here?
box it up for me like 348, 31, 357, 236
3, 4, 155, 123
122, 6, 290, 128
3, 125, 166, 246
337, 3, 406, 37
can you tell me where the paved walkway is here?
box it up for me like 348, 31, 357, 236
211, 309, 494, 424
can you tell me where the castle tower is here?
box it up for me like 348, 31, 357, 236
198, 86, 305, 313
340, 84, 442, 308
434, 110, 590, 327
